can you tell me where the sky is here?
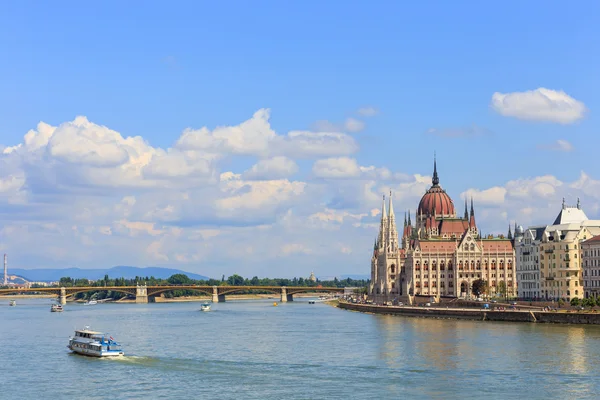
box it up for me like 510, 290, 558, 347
0, 1, 599, 278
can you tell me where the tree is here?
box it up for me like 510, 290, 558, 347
471, 279, 487, 297
571, 297, 581, 307
497, 281, 507, 301
167, 274, 191, 285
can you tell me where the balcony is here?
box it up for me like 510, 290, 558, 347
545, 277, 555, 281
544, 249, 554, 254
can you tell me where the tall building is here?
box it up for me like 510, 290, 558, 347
514, 225, 545, 299
581, 235, 600, 298
539, 199, 600, 301
369, 158, 516, 304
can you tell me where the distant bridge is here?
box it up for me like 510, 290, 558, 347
0, 285, 347, 304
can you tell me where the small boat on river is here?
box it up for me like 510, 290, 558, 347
67, 327, 124, 357
84, 300, 98, 306
9, 300, 16, 306
200, 303, 211, 312
51, 304, 64, 312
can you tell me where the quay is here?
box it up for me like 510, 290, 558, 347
338, 301, 600, 325
0, 285, 344, 305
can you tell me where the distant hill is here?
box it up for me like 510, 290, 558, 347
11, 266, 210, 282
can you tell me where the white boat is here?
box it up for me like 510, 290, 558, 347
9, 300, 16, 306
51, 304, 64, 312
84, 300, 98, 305
200, 303, 211, 312
67, 327, 124, 357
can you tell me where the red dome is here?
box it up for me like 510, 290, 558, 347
418, 186, 455, 216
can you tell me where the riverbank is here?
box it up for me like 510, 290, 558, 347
1, 294, 55, 299
338, 302, 600, 325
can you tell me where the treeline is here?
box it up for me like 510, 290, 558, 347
46, 273, 369, 301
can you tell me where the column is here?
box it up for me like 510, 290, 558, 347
280, 286, 287, 302
212, 286, 219, 303
59, 287, 67, 305
135, 284, 148, 304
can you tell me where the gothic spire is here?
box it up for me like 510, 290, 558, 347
432, 153, 439, 186
508, 224, 513, 240
404, 211, 407, 227
381, 194, 387, 220
408, 210, 412, 226
464, 199, 468, 219
470, 197, 474, 217
388, 191, 395, 217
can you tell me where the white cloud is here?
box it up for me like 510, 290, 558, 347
538, 139, 574, 152
312, 157, 393, 180
177, 108, 358, 158
357, 107, 378, 117
242, 156, 298, 180
491, 88, 586, 124
344, 118, 365, 133
5, 110, 600, 279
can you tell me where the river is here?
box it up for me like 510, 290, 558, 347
1, 298, 599, 399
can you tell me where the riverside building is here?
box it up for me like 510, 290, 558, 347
582, 235, 600, 298
514, 225, 545, 299
369, 159, 516, 304
539, 200, 600, 301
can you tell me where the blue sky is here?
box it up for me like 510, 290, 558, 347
0, 1, 598, 278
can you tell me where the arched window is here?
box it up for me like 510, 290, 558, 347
416, 282, 421, 288
390, 264, 396, 274
459, 261, 463, 271
440, 261, 445, 271
470, 243, 475, 251
500, 260, 505, 269
471, 261, 475, 271
432, 281, 437, 288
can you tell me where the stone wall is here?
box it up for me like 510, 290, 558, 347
338, 302, 600, 325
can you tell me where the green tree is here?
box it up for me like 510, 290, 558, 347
571, 297, 581, 307
227, 274, 245, 286
167, 274, 191, 285
497, 281, 507, 301
471, 279, 487, 297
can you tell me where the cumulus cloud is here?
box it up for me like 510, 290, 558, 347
4, 110, 600, 278
312, 157, 396, 180
537, 139, 574, 152
242, 156, 299, 180
177, 108, 358, 158
491, 88, 586, 124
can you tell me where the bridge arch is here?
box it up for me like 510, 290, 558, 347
147, 287, 213, 297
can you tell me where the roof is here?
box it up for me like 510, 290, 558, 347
582, 235, 600, 245
481, 240, 514, 252
76, 329, 103, 335
552, 206, 588, 225
416, 240, 457, 253
439, 219, 469, 235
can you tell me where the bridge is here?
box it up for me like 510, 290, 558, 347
0, 285, 347, 304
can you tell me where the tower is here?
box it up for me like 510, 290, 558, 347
387, 191, 399, 252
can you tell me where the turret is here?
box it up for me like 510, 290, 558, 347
464, 199, 468, 220
378, 195, 388, 249
387, 191, 399, 251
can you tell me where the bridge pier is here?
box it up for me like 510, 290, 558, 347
280, 287, 293, 302
212, 286, 225, 302
59, 287, 67, 305
136, 284, 148, 304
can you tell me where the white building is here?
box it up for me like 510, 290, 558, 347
514, 225, 545, 299
582, 235, 600, 298
540, 199, 600, 301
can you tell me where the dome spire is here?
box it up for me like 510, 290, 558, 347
432, 152, 439, 186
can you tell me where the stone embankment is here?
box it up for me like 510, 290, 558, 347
338, 302, 600, 325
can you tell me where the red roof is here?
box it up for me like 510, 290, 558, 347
439, 219, 469, 235
582, 235, 600, 245
418, 186, 455, 216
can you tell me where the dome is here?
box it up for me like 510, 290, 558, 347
417, 157, 456, 217
418, 186, 455, 216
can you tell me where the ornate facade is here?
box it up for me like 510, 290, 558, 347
369, 159, 517, 304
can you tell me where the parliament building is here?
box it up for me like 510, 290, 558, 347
369, 159, 517, 304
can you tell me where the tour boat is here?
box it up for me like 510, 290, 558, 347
84, 300, 98, 306
200, 303, 211, 312
51, 304, 64, 312
67, 327, 124, 357
9, 300, 16, 306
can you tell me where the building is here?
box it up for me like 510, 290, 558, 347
582, 235, 600, 298
369, 159, 517, 304
308, 272, 317, 282
539, 199, 600, 301
514, 225, 545, 299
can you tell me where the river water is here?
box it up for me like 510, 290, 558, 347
1, 298, 600, 399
